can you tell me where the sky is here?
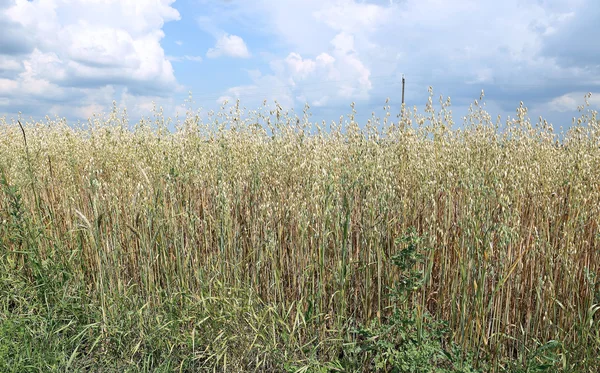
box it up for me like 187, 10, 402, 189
1, 0, 599, 131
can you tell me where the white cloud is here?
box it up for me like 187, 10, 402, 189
213, 77, 294, 110
313, 0, 390, 33
224, 28, 372, 109
548, 94, 580, 112
205, 0, 599, 127
544, 92, 600, 112
3, 0, 599, 128
0, 49, 71, 103
0, 55, 21, 72
219, 35, 372, 111
285, 53, 316, 80
0, 0, 181, 119
168, 55, 203, 63
331, 32, 355, 54
0, 78, 18, 95
28, 85, 185, 127
72, 103, 106, 120
206, 33, 251, 59
316, 53, 335, 65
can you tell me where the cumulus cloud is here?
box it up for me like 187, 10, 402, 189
196, 15, 251, 59
202, 2, 375, 111
543, 92, 600, 112
206, 34, 251, 59
208, 0, 599, 127
214, 32, 372, 111
285, 53, 317, 80
3, 0, 599, 129
0, 0, 181, 120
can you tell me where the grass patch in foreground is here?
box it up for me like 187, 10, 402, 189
0, 224, 484, 372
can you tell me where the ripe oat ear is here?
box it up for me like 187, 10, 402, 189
0, 92, 598, 371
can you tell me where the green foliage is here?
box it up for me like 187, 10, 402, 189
516, 340, 563, 373
335, 229, 481, 372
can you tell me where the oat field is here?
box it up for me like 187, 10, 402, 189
1, 93, 599, 372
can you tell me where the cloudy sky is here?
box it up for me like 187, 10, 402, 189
1, 0, 599, 130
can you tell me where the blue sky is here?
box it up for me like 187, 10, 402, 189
1, 0, 599, 131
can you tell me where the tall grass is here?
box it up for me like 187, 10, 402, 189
1, 91, 599, 371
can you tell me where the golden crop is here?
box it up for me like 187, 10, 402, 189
1, 92, 599, 370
